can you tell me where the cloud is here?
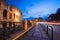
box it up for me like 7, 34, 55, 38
23, 0, 60, 19
6, 0, 60, 20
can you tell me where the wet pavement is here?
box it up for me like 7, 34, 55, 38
19, 24, 49, 40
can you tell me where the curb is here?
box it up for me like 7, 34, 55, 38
12, 26, 33, 40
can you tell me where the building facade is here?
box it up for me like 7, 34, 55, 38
0, 0, 22, 29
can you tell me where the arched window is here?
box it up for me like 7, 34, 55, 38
9, 13, 12, 19
3, 9, 7, 19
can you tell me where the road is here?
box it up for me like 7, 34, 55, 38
19, 22, 60, 40
51, 25, 60, 40
19, 24, 49, 40
37, 22, 60, 40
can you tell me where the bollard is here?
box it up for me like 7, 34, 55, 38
32, 22, 34, 26
51, 26, 53, 40
24, 20, 28, 30
49, 26, 53, 40
46, 25, 48, 34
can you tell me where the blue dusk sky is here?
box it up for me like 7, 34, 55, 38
6, 0, 60, 20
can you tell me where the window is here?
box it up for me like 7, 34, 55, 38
0, 2, 1, 6
3, 9, 7, 19
9, 22, 12, 27
2, 21, 7, 29
14, 14, 15, 19
9, 13, 12, 19
10, 8, 12, 11
0, 2, 1, 10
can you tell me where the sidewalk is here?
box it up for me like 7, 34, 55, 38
7, 30, 24, 40
20, 24, 49, 40
7, 26, 33, 40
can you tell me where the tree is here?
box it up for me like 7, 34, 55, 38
55, 8, 60, 20
56, 8, 60, 13
48, 14, 55, 21
48, 8, 60, 21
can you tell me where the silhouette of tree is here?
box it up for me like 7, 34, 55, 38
48, 14, 55, 21
56, 8, 60, 13
48, 8, 60, 21
55, 8, 60, 20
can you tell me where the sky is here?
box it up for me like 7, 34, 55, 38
6, 0, 60, 20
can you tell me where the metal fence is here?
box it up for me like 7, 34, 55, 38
0, 21, 32, 40
0, 22, 24, 40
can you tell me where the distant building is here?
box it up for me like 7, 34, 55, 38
38, 17, 43, 22
0, 0, 22, 28
35, 17, 43, 22
30, 20, 33, 23
35, 18, 38, 22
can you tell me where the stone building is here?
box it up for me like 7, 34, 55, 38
0, 0, 22, 29
38, 17, 43, 22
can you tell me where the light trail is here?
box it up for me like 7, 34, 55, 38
37, 22, 60, 25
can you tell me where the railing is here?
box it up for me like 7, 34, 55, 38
40, 24, 53, 40
0, 22, 24, 40
0, 21, 32, 40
